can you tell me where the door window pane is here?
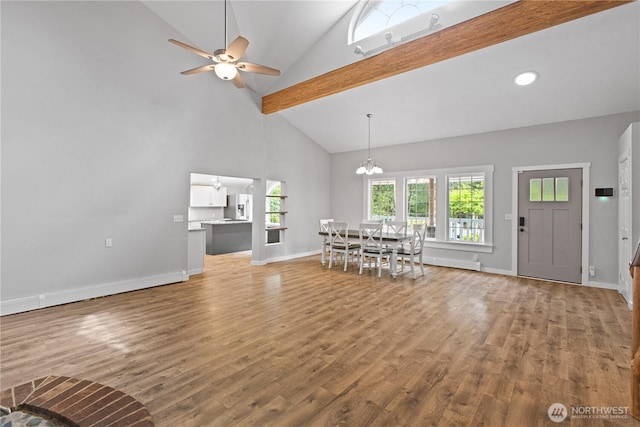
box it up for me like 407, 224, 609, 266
529, 178, 541, 202
370, 179, 396, 221
555, 177, 569, 201
406, 177, 436, 238
542, 178, 555, 201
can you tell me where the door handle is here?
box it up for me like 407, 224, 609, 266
622, 237, 629, 240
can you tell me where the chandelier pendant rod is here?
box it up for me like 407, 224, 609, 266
367, 113, 372, 159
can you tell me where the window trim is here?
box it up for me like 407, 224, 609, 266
364, 165, 494, 253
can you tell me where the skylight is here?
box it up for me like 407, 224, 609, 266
349, 0, 518, 57
352, 0, 450, 43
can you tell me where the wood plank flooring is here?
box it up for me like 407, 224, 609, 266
1, 253, 638, 426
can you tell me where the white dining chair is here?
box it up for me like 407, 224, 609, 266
385, 220, 407, 234
396, 223, 427, 279
319, 218, 333, 265
328, 221, 360, 271
385, 220, 407, 269
359, 222, 391, 277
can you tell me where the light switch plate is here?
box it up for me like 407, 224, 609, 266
173, 215, 184, 223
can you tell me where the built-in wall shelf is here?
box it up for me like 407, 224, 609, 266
266, 226, 288, 231
266, 181, 286, 244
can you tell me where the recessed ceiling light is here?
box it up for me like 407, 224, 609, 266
515, 71, 538, 86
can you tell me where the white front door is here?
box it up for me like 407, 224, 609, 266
619, 152, 632, 303
518, 168, 582, 283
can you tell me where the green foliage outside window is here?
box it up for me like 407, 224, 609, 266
268, 184, 281, 224
406, 178, 436, 226
371, 180, 395, 220
448, 176, 484, 219
406, 178, 436, 238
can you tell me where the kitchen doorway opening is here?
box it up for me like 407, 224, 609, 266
188, 173, 257, 268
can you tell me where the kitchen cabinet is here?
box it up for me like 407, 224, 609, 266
190, 186, 227, 207
202, 221, 252, 255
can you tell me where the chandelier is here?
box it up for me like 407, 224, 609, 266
356, 113, 383, 175
212, 176, 223, 191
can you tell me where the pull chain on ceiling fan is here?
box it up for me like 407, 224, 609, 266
168, 0, 280, 89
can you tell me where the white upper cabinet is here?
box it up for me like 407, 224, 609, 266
210, 187, 227, 207
190, 186, 227, 207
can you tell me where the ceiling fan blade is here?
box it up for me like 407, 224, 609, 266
226, 36, 249, 61
168, 39, 213, 60
237, 62, 281, 76
181, 64, 215, 75
232, 72, 245, 89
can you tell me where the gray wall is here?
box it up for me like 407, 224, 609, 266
1, 1, 330, 306
330, 112, 640, 284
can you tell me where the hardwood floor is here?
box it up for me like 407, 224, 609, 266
1, 253, 638, 426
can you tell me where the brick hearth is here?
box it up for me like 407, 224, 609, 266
1, 376, 153, 426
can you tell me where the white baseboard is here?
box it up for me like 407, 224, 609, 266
424, 256, 481, 271
480, 266, 515, 276
584, 280, 618, 290
0, 271, 186, 316
255, 250, 321, 266
188, 267, 204, 276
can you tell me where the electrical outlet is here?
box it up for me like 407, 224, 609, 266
105, 238, 113, 248
173, 214, 184, 223
589, 266, 595, 277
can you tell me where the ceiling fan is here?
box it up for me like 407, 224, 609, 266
168, 0, 280, 89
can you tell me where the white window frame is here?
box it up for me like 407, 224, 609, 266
364, 165, 494, 253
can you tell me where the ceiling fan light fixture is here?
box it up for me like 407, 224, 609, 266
214, 62, 238, 80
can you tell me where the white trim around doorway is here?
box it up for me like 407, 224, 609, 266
511, 163, 591, 285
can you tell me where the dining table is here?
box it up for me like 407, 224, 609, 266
318, 229, 412, 278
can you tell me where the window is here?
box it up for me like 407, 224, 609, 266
447, 174, 485, 242
529, 177, 569, 202
369, 179, 396, 221
267, 183, 282, 225
364, 165, 493, 252
348, 0, 515, 56
351, 0, 449, 43
406, 177, 436, 238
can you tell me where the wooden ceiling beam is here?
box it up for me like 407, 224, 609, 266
262, 0, 633, 115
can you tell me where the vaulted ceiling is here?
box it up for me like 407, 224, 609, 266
145, 0, 640, 154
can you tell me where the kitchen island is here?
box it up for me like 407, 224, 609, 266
201, 220, 252, 255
